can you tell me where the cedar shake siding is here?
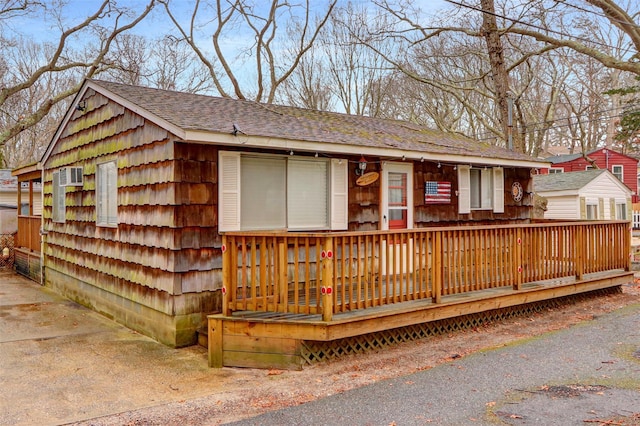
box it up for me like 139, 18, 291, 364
40, 79, 547, 347
43, 89, 219, 347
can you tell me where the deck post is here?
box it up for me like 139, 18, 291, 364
277, 240, 287, 312
432, 231, 442, 304
322, 236, 334, 322
208, 316, 223, 368
626, 223, 632, 272
514, 228, 523, 290
221, 235, 231, 316
576, 225, 584, 280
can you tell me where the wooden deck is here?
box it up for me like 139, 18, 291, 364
208, 221, 633, 369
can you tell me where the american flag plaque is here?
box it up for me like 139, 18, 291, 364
424, 181, 451, 204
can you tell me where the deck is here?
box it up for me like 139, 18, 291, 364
208, 221, 633, 369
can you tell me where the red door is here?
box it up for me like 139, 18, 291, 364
387, 172, 408, 229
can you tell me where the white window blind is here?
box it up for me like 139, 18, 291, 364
241, 156, 286, 230
287, 158, 327, 229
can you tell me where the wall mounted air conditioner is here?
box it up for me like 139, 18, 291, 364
59, 167, 83, 186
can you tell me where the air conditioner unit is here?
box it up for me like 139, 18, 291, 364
59, 167, 83, 186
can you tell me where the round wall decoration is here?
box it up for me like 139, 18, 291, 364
511, 181, 524, 202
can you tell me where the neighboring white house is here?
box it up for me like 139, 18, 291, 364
533, 169, 632, 221
0, 169, 42, 235
0, 169, 42, 215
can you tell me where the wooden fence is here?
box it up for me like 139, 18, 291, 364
16, 215, 41, 253
221, 221, 630, 321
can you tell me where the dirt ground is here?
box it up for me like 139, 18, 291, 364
79, 279, 640, 426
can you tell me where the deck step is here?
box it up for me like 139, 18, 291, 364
197, 326, 208, 348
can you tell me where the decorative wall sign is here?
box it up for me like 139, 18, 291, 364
424, 181, 452, 204
511, 181, 524, 202
356, 171, 379, 186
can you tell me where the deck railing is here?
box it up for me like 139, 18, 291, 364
221, 221, 630, 321
16, 215, 41, 253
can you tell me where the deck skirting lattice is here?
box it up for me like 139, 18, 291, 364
299, 287, 620, 365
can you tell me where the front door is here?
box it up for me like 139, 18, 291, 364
381, 162, 413, 230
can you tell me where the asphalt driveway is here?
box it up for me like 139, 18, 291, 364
227, 301, 640, 425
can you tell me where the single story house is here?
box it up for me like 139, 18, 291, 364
533, 169, 632, 220
40, 79, 548, 347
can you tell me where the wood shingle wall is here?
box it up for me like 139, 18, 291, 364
42, 89, 220, 347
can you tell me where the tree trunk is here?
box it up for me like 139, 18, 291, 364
480, 0, 522, 152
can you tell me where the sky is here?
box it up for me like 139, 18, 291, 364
10, 0, 452, 42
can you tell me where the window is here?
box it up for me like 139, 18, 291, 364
585, 165, 594, 171
612, 165, 623, 181
96, 161, 118, 226
548, 168, 564, 174
615, 202, 627, 220
218, 152, 348, 231
457, 165, 504, 214
586, 203, 598, 220
52, 171, 65, 223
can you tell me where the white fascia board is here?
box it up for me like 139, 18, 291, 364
536, 189, 580, 197
183, 130, 549, 169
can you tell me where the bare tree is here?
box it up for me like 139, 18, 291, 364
0, 0, 155, 167
494, 0, 640, 75
160, 0, 336, 104
278, 47, 334, 111
361, 0, 639, 155
479, 0, 518, 150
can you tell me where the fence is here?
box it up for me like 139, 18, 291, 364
221, 221, 630, 321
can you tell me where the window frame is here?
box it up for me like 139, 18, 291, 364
96, 160, 118, 227
218, 151, 348, 232
615, 202, 627, 220
457, 165, 504, 214
611, 165, 623, 181
548, 168, 564, 174
52, 171, 65, 223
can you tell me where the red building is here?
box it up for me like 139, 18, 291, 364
543, 148, 639, 202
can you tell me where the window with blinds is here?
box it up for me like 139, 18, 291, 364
219, 152, 347, 232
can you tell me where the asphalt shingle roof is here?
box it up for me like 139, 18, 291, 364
90, 79, 542, 163
533, 169, 607, 192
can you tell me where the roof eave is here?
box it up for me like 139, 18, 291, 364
183, 130, 549, 169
